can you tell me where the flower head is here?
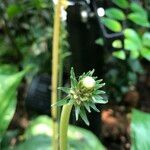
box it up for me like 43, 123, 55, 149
54, 67, 108, 125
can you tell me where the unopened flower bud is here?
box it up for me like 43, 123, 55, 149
82, 76, 96, 90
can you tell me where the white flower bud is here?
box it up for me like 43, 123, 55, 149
82, 76, 96, 90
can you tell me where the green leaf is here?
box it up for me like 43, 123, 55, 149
61, 51, 71, 59
112, 0, 129, 9
95, 38, 104, 46
90, 103, 100, 112
92, 96, 108, 104
130, 2, 147, 16
84, 103, 91, 112
127, 72, 137, 84
86, 69, 95, 76
6, 4, 23, 19
128, 13, 150, 27
142, 32, 150, 48
79, 108, 89, 126
70, 67, 78, 88
124, 28, 142, 48
112, 40, 123, 49
15, 135, 51, 150
93, 90, 106, 95
128, 59, 144, 74
130, 50, 140, 59
51, 96, 69, 107
96, 79, 103, 84
113, 50, 126, 60
95, 83, 105, 91
30, 0, 48, 9
0, 65, 29, 142
141, 47, 150, 61
106, 8, 125, 20
101, 17, 122, 32
58, 87, 70, 94
17, 116, 106, 150
131, 109, 150, 150
0, 64, 18, 74
75, 106, 80, 121
124, 39, 140, 59
124, 39, 139, 51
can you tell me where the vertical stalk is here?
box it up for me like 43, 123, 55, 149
51, 0, 61, 149
57, 54, 63, 116
60, 104, 73, 150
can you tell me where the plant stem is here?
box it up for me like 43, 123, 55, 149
60, 104, 73, 150
57, 54, 63, 118
51, 0, 62, 149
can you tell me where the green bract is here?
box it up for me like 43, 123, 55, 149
53, 68, 108, 125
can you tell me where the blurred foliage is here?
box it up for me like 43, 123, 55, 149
0, 0, 149, 149
100, 1, 150, 61
0, 0, 69, 78
0, 64, 29, 142
4, 116, 106, 150
0, 0, 69, 146
131, 109, 150, 150
104, 57, 144, 102
0, 0, 53, 75
97, 0, 150, 103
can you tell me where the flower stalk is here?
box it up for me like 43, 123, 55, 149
59, 104, 73, 150
53, 68, 108, 150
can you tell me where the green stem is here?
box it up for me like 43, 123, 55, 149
57, 52, 63, 118
60, 104, 73, 150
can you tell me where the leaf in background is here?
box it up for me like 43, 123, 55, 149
101, 17, 122, 32
130, 50, 140, 59
124, 39, 140, 59
112, 0, 129, 9
142, 32, 150, 48
0, 65, 18, 75
1, 130, 19, 149
131, 109, 150, 150
30, 0, 49, 9
15, 135, 51, 150
14, 116, 106, 150
95, 38, 104, 46
128, 59, 144, 74
130, 2, 147, 16
127, 72, 137, 84
128, 13, 150, 27
112, 40, 123, 49
0, 65, 29, 142
105, 8, 125, 21
0, 39, 13, 57
113, 50, 126, 60
124, 28, 142, 48
124, 39, 139, 51
141, 47, 150, 61
6, 4, 23, 19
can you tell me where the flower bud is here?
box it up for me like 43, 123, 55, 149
82, 76, 96, 90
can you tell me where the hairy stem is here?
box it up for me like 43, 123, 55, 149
60, 104, 73, 150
